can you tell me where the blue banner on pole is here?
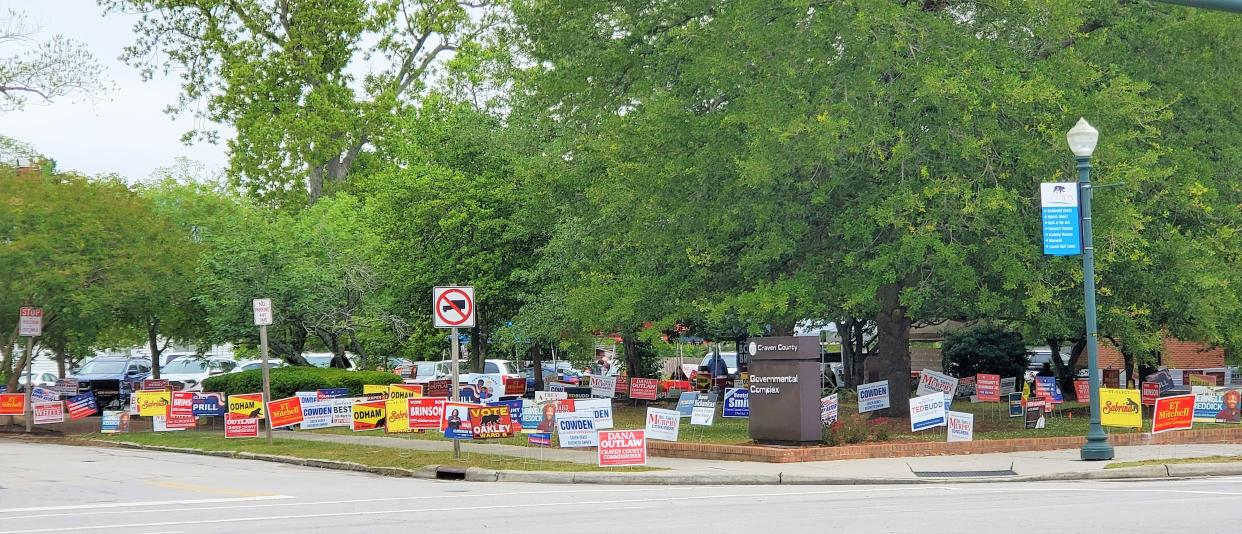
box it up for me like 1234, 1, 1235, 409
1040, 183, 1082, 256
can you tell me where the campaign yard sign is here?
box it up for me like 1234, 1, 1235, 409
192, 393, 226, 417
489, 399, 523, 424
629, 378, 659, 400
470, 404, 515, 439
267, 396, 304, 429
947, 411, 973, 442
330, 397, 355, 427
227, 393, 264, 419
691, 395, 716, 426
364, 385, 391, 400
31, 386, 59, 403
33, 401, 64, 425
352, 399, 388, 432
535, 391, 568, 404
556, 412, 599, 448
137, 390, 171, 417
66, 393, 98, 420
598, 430, 647, 467
591, 375, 617, 398
916, 369, 958, 409
723, 388, 749, 418
1035, 376, 1063, 403
1025, 399, 1047, 429
574, 398, 615, 429
645, 408, 681, 442
408, 397, 446, 430
820, 394, 839, 426
388, 384, 424, 400
53, 378, 79, 397
1141, 382, 1160, 406
504, 377, 527, 397
518, 399, 542, 432
1153, 394, 1195, 434
225, 417, 259, 438
384, 398, 411, 433
909, 393, 947, 432
1008, 392, 1023, 417
101, 411, 128, 434
975, 374, 1000, 402
1074, 380, 1091, 402
956, 376, 976, 398
1000, 377, 1017, 396
615, 377, 630, 397
675, 391, 698, 417
167, 392, 197, 429
441, 402, 474, 438
1192, 386, 1224, 423
317, 388, 350, 400
0, 393, 26, 416
1100, 388, 1142, 428
425, 379, 452, 398
299, 396, 334, 430
857, 380, 891, 413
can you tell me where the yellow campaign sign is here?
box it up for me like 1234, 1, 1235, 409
352, 400, 386, 431
388, 384, 423, 400
1100, 388, 1142, 428
363, 385, 390, 400
136, 390, 171, 417
385, 398, 410, 433
228, 393, 265, 419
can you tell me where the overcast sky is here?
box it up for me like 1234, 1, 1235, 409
4, 0, 228, 181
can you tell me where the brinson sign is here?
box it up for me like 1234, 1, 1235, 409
432, 286, 475, 328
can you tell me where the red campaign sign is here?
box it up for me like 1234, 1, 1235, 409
167, 392, 197, 429
1152, 394, 1195, 434
0, 393, 26, 416
469, 405, 515, 439
615, 377, 630, 396
629, 378, 659, 400
408, 397, 446, 430
142, 379, 170, 391
426, 379, 452, 398
1141, 382, 1160, 406
597, 429, 647, 467
975, 374, 1000, 402
266, 396, 304, 429
504, 377, 526, 396
1074, 380, 1091, 402
225, 417, 259, 438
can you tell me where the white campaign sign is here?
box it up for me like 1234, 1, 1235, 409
555, 412, 598, 448
910, 393, 948, 432
857, 380, 890, 413
947, 411, 973, 442
916, 369, 958, 409
644, 408, 681, 442
690, 396, 716, 426
535, 391, 568, 403
590, 375, 617, 398
573, 398, 614, 429
433, 286, 476, 328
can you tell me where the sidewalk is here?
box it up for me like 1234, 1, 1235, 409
277, 431, 1242, 484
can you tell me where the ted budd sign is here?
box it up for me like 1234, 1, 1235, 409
1040, 182, 1082, 256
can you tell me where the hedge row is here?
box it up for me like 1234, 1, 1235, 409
201, 367, 404, 399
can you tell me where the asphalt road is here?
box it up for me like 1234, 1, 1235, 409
3, 440, 1242, 533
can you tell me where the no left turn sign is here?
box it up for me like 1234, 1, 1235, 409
433, 287, 475, 328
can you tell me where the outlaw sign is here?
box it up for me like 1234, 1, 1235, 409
433, 286, 475, 328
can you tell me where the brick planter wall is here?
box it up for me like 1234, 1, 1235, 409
648, 427, 1242, 463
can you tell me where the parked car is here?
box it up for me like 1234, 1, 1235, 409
67, 357, 151, 409
436, 358, 521, 378
230, 359, 288, 373
158, 357, 236, 392
698, 351, 740, 379
15, 372, 60, 392
522, 362, 581, 387
403, 361, 449, 384
304, 352, 358, 370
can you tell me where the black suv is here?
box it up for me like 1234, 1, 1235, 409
68, 357, 151, 410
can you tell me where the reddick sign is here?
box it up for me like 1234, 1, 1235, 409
747, 336, 822, 443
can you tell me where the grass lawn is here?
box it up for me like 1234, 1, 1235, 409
87, 432, 657, 472
1105, 456, 1242, 469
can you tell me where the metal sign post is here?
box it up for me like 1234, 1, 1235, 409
433, 287, 475, 460
253, 299, 274, 445
19, 307, 42, 434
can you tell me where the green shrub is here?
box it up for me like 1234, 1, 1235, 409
202, 367, 403, 398
941, 324, 1028, 379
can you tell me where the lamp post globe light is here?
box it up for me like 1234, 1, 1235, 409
1067, 118, 1114, 461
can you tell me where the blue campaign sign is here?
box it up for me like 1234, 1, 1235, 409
191, 393, 226, 416
489, 399, 523, 422
723, 388, 749, 418
317, 388, 350, 399
1040, 183, 1082, 256
676, 392, 699, 418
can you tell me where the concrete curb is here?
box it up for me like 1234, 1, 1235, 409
82, 439, 1242, 485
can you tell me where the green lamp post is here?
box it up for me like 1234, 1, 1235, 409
1067, 118, 1115, 461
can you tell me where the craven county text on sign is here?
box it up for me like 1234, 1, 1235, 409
1040, 182, 1082, 256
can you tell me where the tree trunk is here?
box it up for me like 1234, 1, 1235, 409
1120, 346, 1136, 389
530, 343, 545, 390
55, 347, 67, 378
621, 331, 643, 379
469, 326, 483, 373
147, 316, 163, 379
872, 283, 912, 417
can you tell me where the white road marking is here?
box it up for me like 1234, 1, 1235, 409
0, 487, 958, 533
0, 496, 293, 514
